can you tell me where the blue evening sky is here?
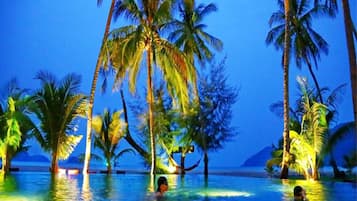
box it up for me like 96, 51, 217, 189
1, 0, 355, 169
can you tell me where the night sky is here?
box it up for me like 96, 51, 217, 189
1, 0, 355, 169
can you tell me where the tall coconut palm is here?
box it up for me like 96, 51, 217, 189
168, 0, 223, 66
341, 0, 357, 131
168, 0, 222, 103
32, 71, 86, 174
91, 109, 134, 173
167, 0, 223, 174
105, 0, 196, 175
83, 0, 118, 175
315, 0, 357, 132
282, 0, 292, 179
266, 0, 330, 104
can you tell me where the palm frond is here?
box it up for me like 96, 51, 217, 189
114, 0, 142, 22
57, 134, 82, 160
326, 121, 354, 152
114, 148, 135, 161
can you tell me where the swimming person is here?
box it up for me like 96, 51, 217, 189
293, 185, 308, 201
156, 176, 168, 198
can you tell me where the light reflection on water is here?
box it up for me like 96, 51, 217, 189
0, 172, 355, 201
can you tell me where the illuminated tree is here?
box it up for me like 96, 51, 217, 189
105, 0, 196, 175
91, 109, 134, 173
182, 59, 238, 176
83, 0, 118, 175
32, 71, 86, 174
0, 79, 36, 176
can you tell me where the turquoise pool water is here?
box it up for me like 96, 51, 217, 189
0, 172, 356, 201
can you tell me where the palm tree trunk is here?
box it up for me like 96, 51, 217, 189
107, 157, 112, 174
342, 0, 357, 131
147, 49, 156, 176
181, 153, 186, 175
51, 151, 59, 174
120, 90, 150, 158
1, 145, 8, 176
312, 154, 319, 180
280, 0, 291, 179
83, 0, 116, 175
204, 151, 208, 177
5, 151, 11, 173
305, 58, 323, 103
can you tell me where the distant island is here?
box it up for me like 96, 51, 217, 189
242, 124, 356, 167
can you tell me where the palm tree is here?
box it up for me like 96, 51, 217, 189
32, 71, 86, 174
91, 109, 134, 173
325, 121, 355, 178
0, 79, 36, 176
341, 0, 357, 132
269, 77, 351, 179
105, 0, 196, 175
168, 0, 223, 173
267, 0, 330, 104
314, 0, 357, 132
83, 0, 118, 175
0, 98, 24, 176
282, 0, 292, 179
168, 0, 222, 66
168, 0, 222, 101
289, 76, 328, 180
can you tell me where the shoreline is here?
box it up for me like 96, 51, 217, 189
6, 163, 356, 183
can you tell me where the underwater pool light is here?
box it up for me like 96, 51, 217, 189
197, 189, 253, 197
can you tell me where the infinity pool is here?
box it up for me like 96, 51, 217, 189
0, 172, 356, 201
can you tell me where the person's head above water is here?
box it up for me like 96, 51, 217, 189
156, 176, 168, 196
294, 185, 307, 201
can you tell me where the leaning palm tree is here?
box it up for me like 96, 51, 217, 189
314, 0, 357, 132
32, 71, 86, 174
341, 0, 357, 131
266, 0, 329, 104
83, 0, 118, 175
104, 0, 196, 175
91, 109, 134, 173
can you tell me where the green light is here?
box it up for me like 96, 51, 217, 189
0, 195, 41, 201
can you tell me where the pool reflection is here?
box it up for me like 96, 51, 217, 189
48, 174, 80, 200
0, 173, 355, 201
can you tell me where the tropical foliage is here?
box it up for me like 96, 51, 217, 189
103, 0, 196, 175
83, 0, 118, 175
31, 71, 87, 173
314, 0, 357, 131
168, 0, 223, 66
0, 79, 36, 176
91, 109, 135, 173
267, 76, 355, 180
289, 77, 328, 180
181, 59, 238, 176
130, 85, 180, 173
267, 0, 330, 107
